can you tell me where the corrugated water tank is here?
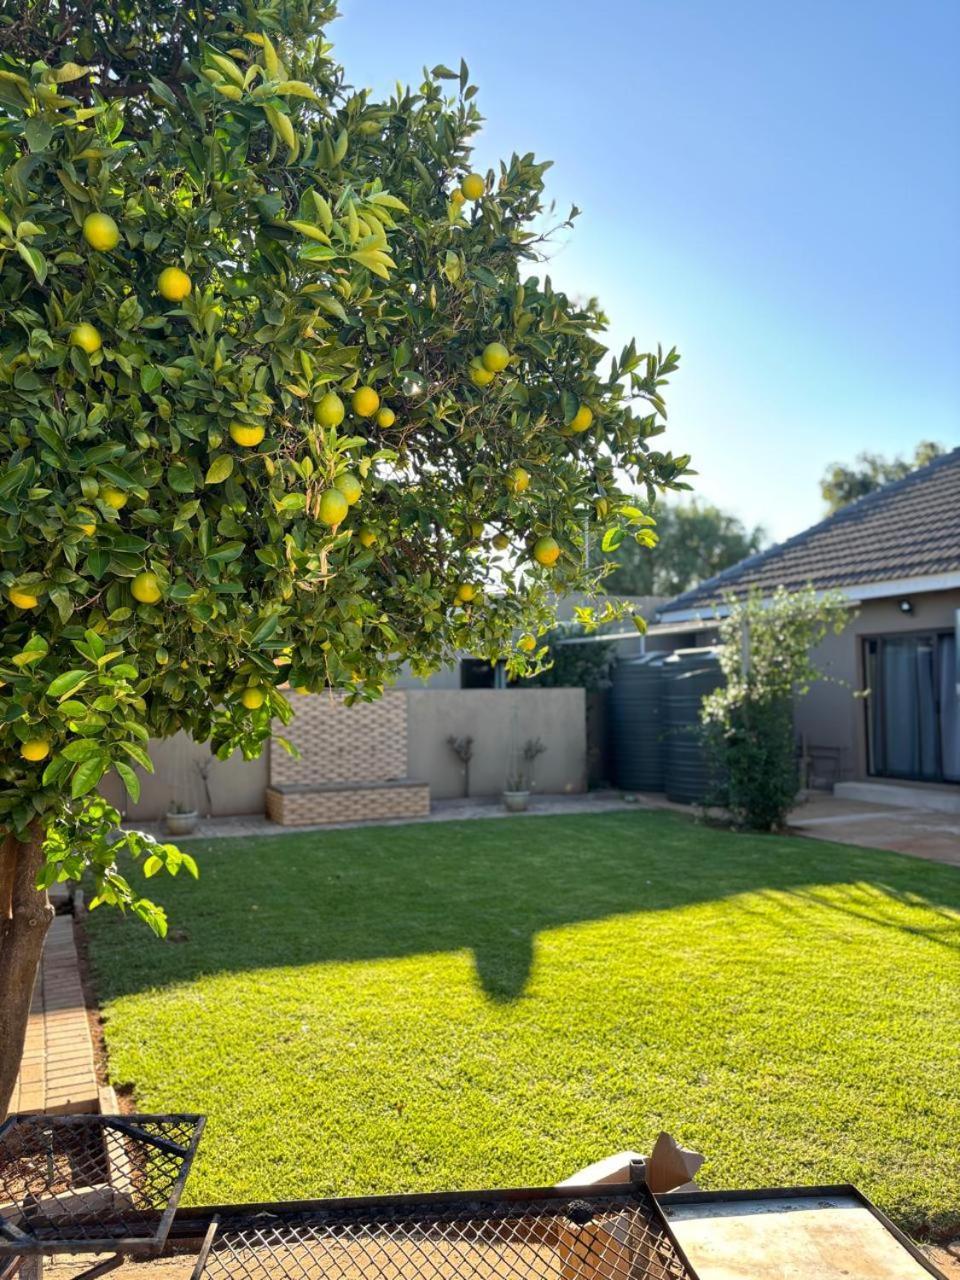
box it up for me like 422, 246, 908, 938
663, 649, 723, 804
609, 653, 668, 792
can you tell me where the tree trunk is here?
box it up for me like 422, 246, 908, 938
0, 826, 54, 1120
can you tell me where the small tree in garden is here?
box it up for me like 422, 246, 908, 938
701, 587, 849, 831
0, 1, 690, 1113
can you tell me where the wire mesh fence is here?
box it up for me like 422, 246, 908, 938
0, 1114, 204, 1254
193, 1187, 693, 1280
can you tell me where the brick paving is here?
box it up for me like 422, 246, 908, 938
9, 912, 98, 1116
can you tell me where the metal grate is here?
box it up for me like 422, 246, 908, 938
193, 1186, 693, 1280
0, 1114, 205, 1255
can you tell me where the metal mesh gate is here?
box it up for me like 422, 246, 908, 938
192, 1187, 693, 1280
0, 1114, 204, 1254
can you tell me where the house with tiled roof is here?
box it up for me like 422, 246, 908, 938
650, 447, 960, 803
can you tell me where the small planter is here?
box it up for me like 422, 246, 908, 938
165, 809, 199, 836
503, 790, 530, 813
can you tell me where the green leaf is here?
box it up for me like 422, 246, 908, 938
119, 740, 154, 772
148, 76, 179, 108
15, 241, 47, 284
205, 455, 234, 485
47, 669, 90, 698
24, 118, 53, 152
61, 739, 105, 762
207, 540, 245, 564
250, 614, 280, 646
114, 760, 141, 802
168, 464, 195, 493
13, 635, 49, 667
71, 754, 108, 798
601, 528, 624, 552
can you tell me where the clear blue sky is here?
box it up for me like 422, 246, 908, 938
334, 0, 960, 543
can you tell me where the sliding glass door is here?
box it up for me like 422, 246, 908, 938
864, 632, 959, 784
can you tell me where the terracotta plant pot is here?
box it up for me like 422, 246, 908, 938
503, 790, 530, 813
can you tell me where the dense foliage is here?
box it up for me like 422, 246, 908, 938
820, 439, 946, 513
521, 623, 614, 693
0, 0, 690, 924
701, 587, 848, 830
602, 498, 764, 598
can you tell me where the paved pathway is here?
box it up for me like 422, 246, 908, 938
124, 790, 666, 841
10, 912, 99, 1115
788, 794, 960, 868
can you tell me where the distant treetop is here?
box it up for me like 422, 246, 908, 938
820, 440, 947, 513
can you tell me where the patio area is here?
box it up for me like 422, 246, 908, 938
789, 793, 960, 868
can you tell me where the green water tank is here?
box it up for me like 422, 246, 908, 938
609, 652, 668, 791
663, 649, 723, 804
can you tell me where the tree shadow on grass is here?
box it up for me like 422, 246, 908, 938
86, 810, 960, 1003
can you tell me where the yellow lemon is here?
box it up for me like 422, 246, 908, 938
450, 188, 465, 206
241, 687, 265, 710
335, 472, 362, 505
469, 519, 484, 540
468, 356, 495, 388
352, 385, 380, 417
482, 341, 510, 373
82, 212, 120, 251
318, 488, 349, 527
461, 172, 485, 201
532, 535, 561, 568
505, 466, 530, 495
70, 322, 102, 354
455, 583, 477, 604
570, 403, 594, 433
101, 486, 128, 510
376, 406, 396, 428
131, 571, 162, 604
20, 739, 50, 763
229, 422, 265, 448
8, 587, 38, 610
518, 633, 537, 653
492, 532, 510, 551
157, 266, 192, 302
77, 516, 96, 536
358, 526, 377, 548
316, 391, 345, 427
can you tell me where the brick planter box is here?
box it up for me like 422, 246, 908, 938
265, 778, 430, 826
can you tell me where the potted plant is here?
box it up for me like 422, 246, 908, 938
503, 726, 547, 813
165, 798, 199, 836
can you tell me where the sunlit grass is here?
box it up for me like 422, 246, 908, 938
85, 810, 960, 1235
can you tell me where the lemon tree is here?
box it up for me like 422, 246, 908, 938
0, 0, 689, 1114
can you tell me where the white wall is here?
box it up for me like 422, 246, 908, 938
407, 688, 586, 799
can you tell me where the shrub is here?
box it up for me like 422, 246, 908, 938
701, 587, 849, 830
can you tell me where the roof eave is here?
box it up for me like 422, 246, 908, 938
656, 570, 960, 625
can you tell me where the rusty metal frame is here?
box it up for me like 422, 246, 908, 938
0, 1113, 206, 1257
658, 1184, 948, 1280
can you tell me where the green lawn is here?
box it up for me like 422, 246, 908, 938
84, 811, 960, 1236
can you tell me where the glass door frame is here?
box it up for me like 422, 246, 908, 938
862, 629, 957, 785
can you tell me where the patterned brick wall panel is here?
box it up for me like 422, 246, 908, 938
271, 691, 409, 785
